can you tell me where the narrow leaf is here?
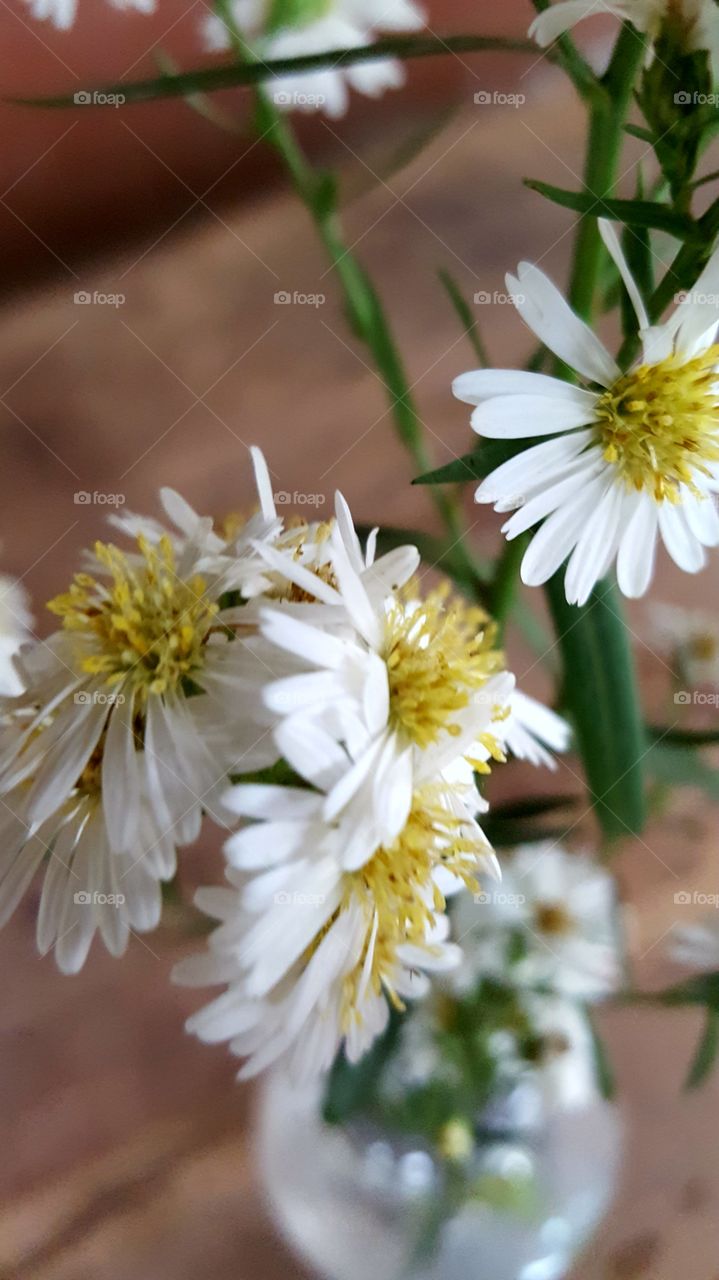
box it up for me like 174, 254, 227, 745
525, 179, 697, 239
439, 269, 490, 367
686, 1007, 719, 1089
544, 576, 646, 840
12, 35, 538, 108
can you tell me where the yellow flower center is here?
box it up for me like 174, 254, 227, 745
384, 584, 504, 755
533, 901, 575, 937
48, 535, 218, 702
339, 789, 486, 1025
595, 347, 719, 502
687, 631, 719, 663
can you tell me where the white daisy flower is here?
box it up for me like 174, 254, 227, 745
253, 497, 569, 865
203, 0, 424, 119
175, 777, 497, 1080
455, 842, 620, 1000
0, 720, 176, 973
648, 600, 719, 687
25, 0, 154, 30
530, 0, 719, 77
670, 915, 719, 969
0, 526, 279, 864
0, 575, 32, 696
453, 219, 719, 606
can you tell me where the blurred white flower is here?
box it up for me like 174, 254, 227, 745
25, 0, 154, 30
203, 0, 425, 118
0, 575, 32, 696
0, 718, 176, 973
175, 777, 497, 1079
454, 842, 620, 1000
453, 218, 719, 606
670, 916, 719, 969
648, 600, 719, 687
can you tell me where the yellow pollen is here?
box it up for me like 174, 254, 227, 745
336, 789, 486, 1028
595, 346, 719, 502
533, 901, 575, 937
47, 535, 218, 702
687, 631, 719, 663
384, 582, 504, 751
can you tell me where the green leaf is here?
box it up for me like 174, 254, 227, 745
544, 577, 647, 840
413, 439, 531, 486
646, 741, 719, 801
322, 1012, 402, 1124
648, 724, 719, 747
525, 179, 698, 239
482, 795, 579, 851
582, 1004, 616, 1099
438, 269, 490, 367
686, 1007, 719, 1089
12, 34, 538, 108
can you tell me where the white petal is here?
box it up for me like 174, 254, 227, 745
616, 493, 658, 597
658, 503, 707, 573
250, 446, 276, 521
529, 0, 612, 46
520, 474, 607, 587
501, 451, 604, 539
471, 393, 596, 439
475, 429, 595, 507
598, 219, 649, 331
564, 479, 625, 606
453, 368, 598, 407
511, 262, 619, 387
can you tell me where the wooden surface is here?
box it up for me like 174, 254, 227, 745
1, 68, 718, 1280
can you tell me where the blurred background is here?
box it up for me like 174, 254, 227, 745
1, 0, 719, 1276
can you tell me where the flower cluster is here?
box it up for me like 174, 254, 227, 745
0, 450, 567, 1079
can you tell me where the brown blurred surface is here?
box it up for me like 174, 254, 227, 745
0, 34, 719, 1280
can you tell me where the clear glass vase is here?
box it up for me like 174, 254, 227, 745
257, 1057, 623, 1280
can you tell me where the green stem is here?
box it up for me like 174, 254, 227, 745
542, 24, 648, 841
567, 24, 646, 323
